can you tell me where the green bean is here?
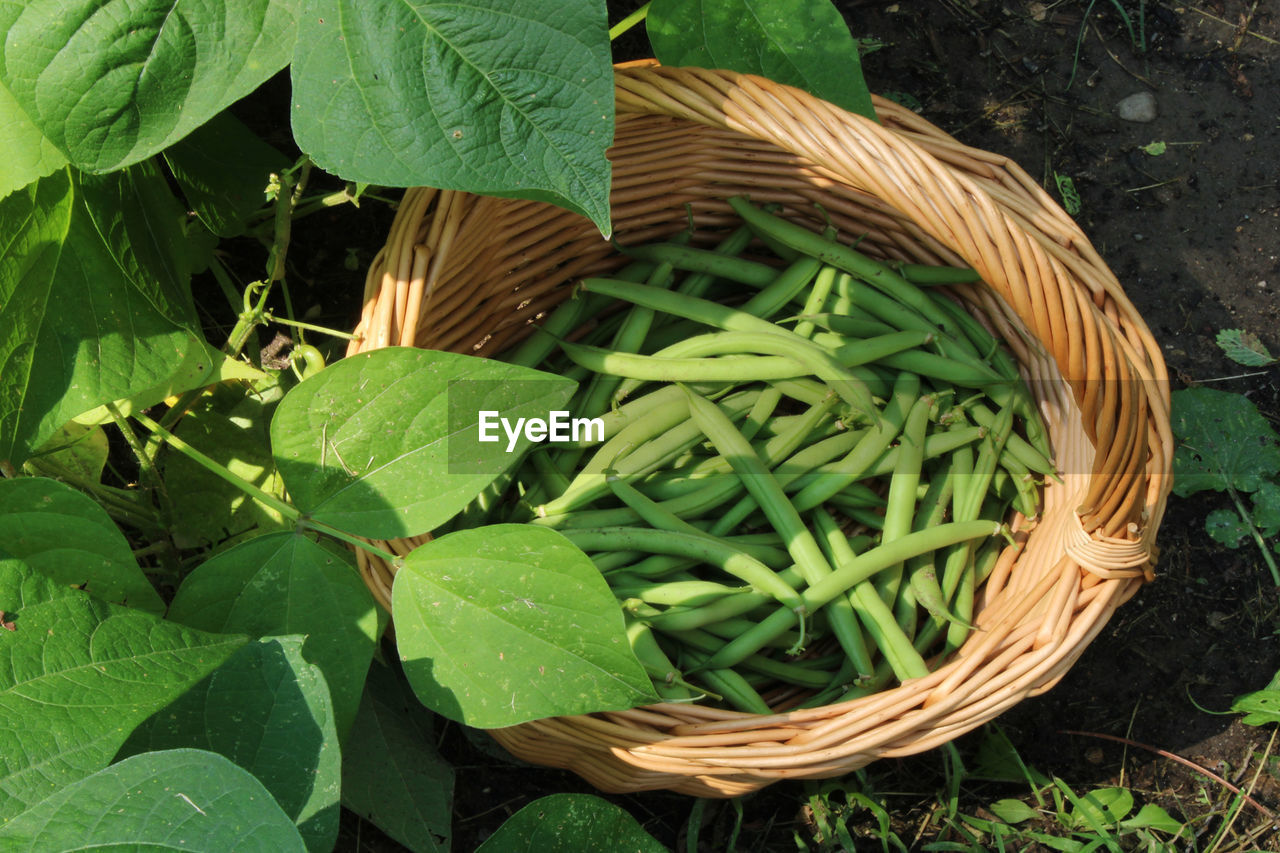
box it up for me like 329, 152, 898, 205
557, 526, 805, 615
667, 628, 833, 689
672, 225, 757, 300
740, 386, 783, 442
575, 250, 686, 419
681, 649, 772, 714
617, 241, 781, 288
537, 393, 692, 516
560, 340, 813, 385
682, 387, 839, 588
579, 278, 879, 421
788, 371, 919, 512
796, 311, 896, 341
829, 330, 936, 369
697, 617, 805, 651
792, 264, 839, 339
875, 394, 935, 606
604, 554, 698, 579
725, 196, 964, 336
813, 508, 929, 682
605, 475, 790, 568
901, 456, 962, 630
641, 590, 775, 633
965, 401, 1056, 477
626, 620, 698, 701
589, 550, 650, 572
706, 394, 844, 537
696, 520, 1001, 672
788, 425, 984, 494
891, 261, 982, 285
502, 258, 653, 368
612, 578, 752, 608
740, 253, 824, 320
538, 388, 759, 517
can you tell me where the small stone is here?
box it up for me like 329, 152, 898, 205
1116, 91, 1158, 123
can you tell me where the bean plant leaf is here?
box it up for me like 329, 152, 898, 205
290, 0, 615, 235
1215, 328, 1277, 367
988, 798, 1039, 825
647, 0, 877, 122
341, 663, 454, 853
0, 477, 163, 613
474, 793, 666, 853
0, 748, 306, 852
163, 111, 291, 238
0, 81, 67, 200
167, 532, 380, 740
393, 524, 657, 728
119, 637, 341, 852
0, 0, 299, 174
22, 421, 109, 485
1253, 481, 1280, 539
1120, 803, 1187, 836
1232, 670, 1280, 727
1204, 507, 1251, 548
0, 557, 247, 822
270, 347, 577, 539
1066, 786, 1133, 828
72, 341, 271, 428
0, 165, 204, 467
1171, 388, 1280, 496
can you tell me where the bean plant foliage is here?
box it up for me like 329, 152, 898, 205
0, 0, 876, 849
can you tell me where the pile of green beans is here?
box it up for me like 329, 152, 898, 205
483, 196, 1056, 713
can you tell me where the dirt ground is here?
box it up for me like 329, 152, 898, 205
296, 1, 1280, 849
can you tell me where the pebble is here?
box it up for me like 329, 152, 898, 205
1116, 91, 1158, 123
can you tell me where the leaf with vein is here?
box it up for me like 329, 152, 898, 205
290, 0, 615, 234
393, 524, 657, 728
0, 749, 306, 852
0, 0, 300, 173
0, 557, 246, 822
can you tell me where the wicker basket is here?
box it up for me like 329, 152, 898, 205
345, 63, 1172, 798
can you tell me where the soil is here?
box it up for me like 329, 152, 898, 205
284, 1, 1280, 849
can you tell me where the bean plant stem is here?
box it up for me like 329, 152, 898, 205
262, 312, 361, 341
131, 411, 402, 565
106, 403, 181, 576
131, 410, 297, 521
1228, 486, 1280, 585
609, 1, 650, 39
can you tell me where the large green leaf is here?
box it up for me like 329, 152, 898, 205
393, 524, 657, 728
119, 637, 341, 852
0, 748, 306, 852
0, 0, 299, 174
166, 532, 380, 740
647, 0, 877, 121
270, 347, 577, 539
1171, 388, 1280, 496
475, 793, 666, 853
341, 663, 453, 853
163, 111, 290, 238
0, 558, 246, 822
0, 477, 163, 614
290, 0, 615, 235
0, 81, 66, 200
0, 165, 204, 467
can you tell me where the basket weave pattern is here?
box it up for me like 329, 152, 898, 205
346, 65, 1172, 797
